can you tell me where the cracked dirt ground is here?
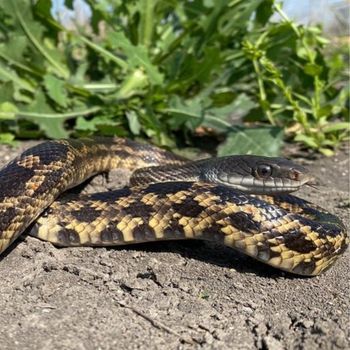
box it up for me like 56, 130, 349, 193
0, 141, 348, 350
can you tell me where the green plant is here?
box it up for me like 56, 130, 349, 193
0, 0, 348, 156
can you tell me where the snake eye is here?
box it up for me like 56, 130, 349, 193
256, 164, 272, 178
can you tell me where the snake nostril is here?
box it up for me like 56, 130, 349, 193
290, 170, 301, 181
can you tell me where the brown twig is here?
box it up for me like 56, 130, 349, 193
114, 299, 197, 345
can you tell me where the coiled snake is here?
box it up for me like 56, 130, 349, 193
0, 138, 347, 276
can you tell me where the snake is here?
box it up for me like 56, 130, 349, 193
0, 137, 347, 276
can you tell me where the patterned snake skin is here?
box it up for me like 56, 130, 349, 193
0, 138, 347, 276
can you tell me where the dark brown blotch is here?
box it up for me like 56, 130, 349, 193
100, 225, 124, 243
70, 205, 102, 222
297, 216, 343, 239
200, 222, 225, 242
121, 202, 155, 218
111, 148, 133, 160
171, 197, 204, 217
163, 220, 185, 239
210, 185, 249, 205
338, 238, 349, 255
132, 223, 156, 242
292, 260, 316, 275
57, 229, 80, 246
142, 182, 194, 196
35, 168, 66, 195
0, 163, 35, 201
229, 211, 261, 233
283, 229, 317, 253
89, 187, 133, 202
21, 141, 69, 166
0, 206, 19, 234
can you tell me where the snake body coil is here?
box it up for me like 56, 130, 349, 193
0, 138, 347, 276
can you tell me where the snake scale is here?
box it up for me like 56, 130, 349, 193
0, 137, 347, 276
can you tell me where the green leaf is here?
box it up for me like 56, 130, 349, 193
21, 89, 69, 138
319, 148, 334, 157
0, 132, 17, 146
107, 31, 163, 85
44, 74, 68, 108
75, 115, 121, 135
0, 102, 18, 119
126, 111, 141, 135
34, 117, 69, 138
294, 134, 318, 148
76, 116, 98, 132
303, 63, 323, 76
0, 82, 15, 104
0, 64, 34, 93
205, 93, 257, 131
321, 122, 350, 134
165, 96, 204, 129
0, 36, 27, 62
218, 126, 284, 156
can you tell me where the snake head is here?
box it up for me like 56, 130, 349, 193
207, 155, 316, 194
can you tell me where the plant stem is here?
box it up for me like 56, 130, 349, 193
78, 36, 128, 70
140, 0, 155, 48
273, 3, 300, 36
7, 106, 101, 120
252, 59, 275, 125
274, 1, 321, 124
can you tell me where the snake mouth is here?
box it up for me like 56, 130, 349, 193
217, 174, 317, 194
